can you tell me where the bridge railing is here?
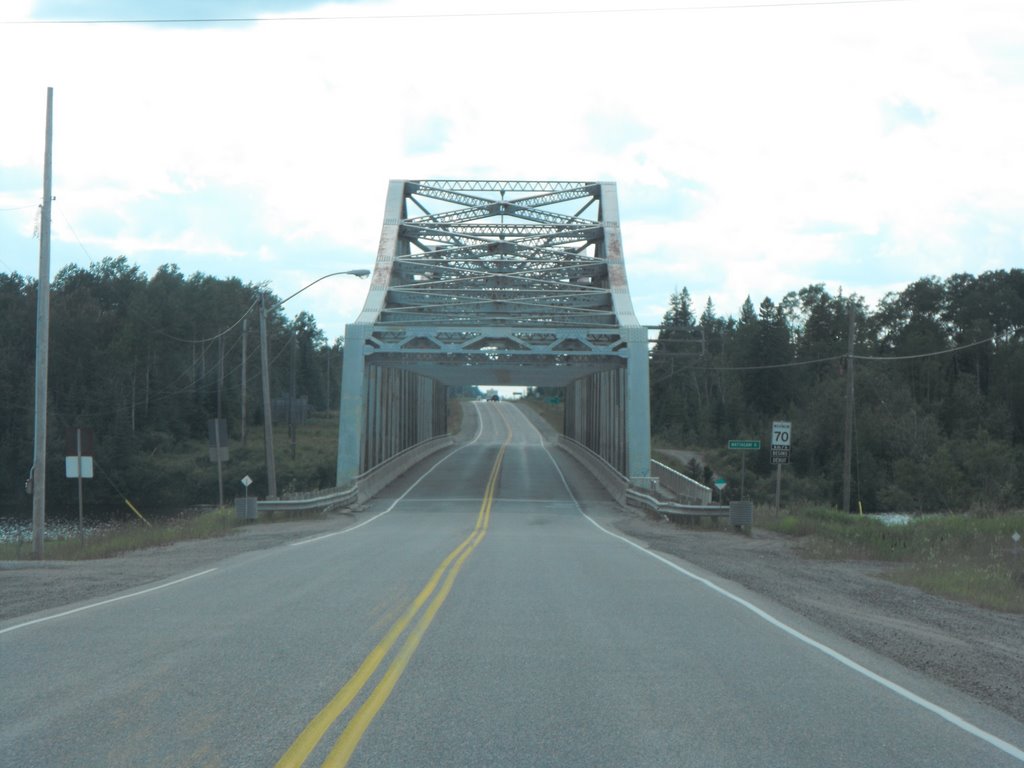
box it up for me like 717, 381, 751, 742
556, 437, 735, 525
557, 434, 629, 504
650, 460, 713, 505
253, 434, 455, 517
354, 434, 455, 504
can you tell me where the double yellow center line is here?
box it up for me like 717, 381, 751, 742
277, 427, 511, 768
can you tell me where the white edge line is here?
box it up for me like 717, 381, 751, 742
290, 402, 489, 547
0, 568, 218, 635
516, 409, 1024, 763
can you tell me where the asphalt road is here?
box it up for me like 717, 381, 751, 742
2, 402, 1022, 767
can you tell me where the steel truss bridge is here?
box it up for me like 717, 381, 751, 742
336, 179, 650, 484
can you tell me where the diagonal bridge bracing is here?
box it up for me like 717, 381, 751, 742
337, 180, 651, 484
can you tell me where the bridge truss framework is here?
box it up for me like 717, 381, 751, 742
337, 179, 651, 484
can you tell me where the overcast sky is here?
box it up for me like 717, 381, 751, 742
1, 0, 1022, 344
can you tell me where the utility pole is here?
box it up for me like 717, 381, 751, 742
31, 87, 54, 559
216, 333, 224, 419
216, 334, 225, 508
289, 331, 298, 460
240, 316, 248, 446
842, 302, 856, 514
259, 293, 277, 498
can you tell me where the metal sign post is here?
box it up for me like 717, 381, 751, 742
64, 427, 94, 546
238, 475, 256, 521
727, 440, 760, 500
75, 430, 83, 545
713, 477, 727, 505
771, 421, 791, 514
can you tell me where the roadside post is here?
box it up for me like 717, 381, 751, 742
713, 477, 727, 505
727, 439, 760, 499
770, 421, 792, 515
64, 427, 94, 546
208, 418, 229, 507
727, 439, 759, 532
1012, 532, 1022, 585
237, 475, 256, 520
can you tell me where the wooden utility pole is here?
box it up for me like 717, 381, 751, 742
289, 332, 298, 460
216, 334, 225, 507
259, 293, 277, 498
842, 302, 856, 514
31, 87, 54, 559
240, 317, 248, 446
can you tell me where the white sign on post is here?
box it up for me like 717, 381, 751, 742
771, 420, 792, 464
65, 456, 94, 478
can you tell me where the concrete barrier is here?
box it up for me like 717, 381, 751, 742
255, 434, 455, 516
557, 435, 629, 504
356, 435, 455, 504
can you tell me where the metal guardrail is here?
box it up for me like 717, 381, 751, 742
626, 490, 753, 529
626, 488, 729, 521
252, 434, 455, 517
254, 485, 357, 516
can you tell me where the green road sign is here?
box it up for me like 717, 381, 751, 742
728, 439, 761, 450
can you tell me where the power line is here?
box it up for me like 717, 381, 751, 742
854, 333, 1007, 361
150, 299, 260, 345
649, 331, 1014, 375
1, 0, 913, 26
56, 204, 93, 263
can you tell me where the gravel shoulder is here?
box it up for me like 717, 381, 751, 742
0, 512, 364, 622
611, 512, 1024, 725
3, 410, 1022, 726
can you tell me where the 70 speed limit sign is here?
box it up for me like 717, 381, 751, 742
771, 421, 791, 464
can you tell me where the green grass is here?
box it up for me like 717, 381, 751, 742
0, 506, 242, 561
758, 503, 1024, 612
885, 558, 1024, 614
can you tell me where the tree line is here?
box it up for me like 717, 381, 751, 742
650, 270, 1024, 512
1, 256, 341, 518
3, 258, 1021, 519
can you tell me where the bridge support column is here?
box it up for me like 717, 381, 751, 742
625, 326, 651, 479
336, 323, 367, 486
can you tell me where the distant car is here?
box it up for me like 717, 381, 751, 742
488, 394, 499, 402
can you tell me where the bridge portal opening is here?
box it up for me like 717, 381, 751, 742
336, 180, 650, 485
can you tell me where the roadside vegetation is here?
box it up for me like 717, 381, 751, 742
0, 506, 241, 561
0, 397, 470, 561
756, 504, 1024, 613
650, 273, 1024, 513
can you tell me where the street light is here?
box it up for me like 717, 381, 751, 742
268, 269, 371, 312
259, 268, 369, 498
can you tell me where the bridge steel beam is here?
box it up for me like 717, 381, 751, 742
337, 179, 650, 486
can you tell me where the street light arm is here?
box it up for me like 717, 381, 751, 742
267, 269, 371, 312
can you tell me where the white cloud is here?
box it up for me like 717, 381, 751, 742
1, 0, 1022, 339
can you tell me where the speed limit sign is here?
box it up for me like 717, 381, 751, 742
771, 421, 791, 464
